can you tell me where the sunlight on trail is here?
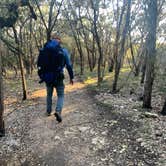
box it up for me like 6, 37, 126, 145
4, 98, 17, 105
65, 82, 85, 93
31, 89, 46, 98
84, 77, 98, 84
31, 82, 86, 98
31, 68, 130, 98
62, 105, 78, 115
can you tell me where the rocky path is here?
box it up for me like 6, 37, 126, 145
0, 79, 165, 166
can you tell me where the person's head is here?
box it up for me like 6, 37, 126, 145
51, 33, 61, 43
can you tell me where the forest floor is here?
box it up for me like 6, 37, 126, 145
0, 74, 165, 166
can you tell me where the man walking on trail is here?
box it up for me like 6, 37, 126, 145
37, 33, 74, 122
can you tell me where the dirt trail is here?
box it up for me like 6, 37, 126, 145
0, 79, 164, 166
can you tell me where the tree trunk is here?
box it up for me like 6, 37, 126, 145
97, 35, 103, 86
161, 98, 166, 115
65, 10, 84, 75
71, 48, 75, 65
18, 51, 27, 100
108, 57, 114, 72
91, 35, 97, 70
12, 26, 27, 100
78, 7, 93, 72
129, 32, 140, 76
76, 31, 84, 75
91, 0, 103, 86
112, 0, 131, 92
71, 30, 84, 75
143, 0, 157, 108
141, 63, 146, 84
0, 49, 5, 137
29, 18, 33, 75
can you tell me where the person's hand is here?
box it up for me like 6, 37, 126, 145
70, 79, 74, 85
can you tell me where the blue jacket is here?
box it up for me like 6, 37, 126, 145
44, 39, 74, 80
62, 47, 74, 80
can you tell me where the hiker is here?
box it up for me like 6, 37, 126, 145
37, 34, 74, 122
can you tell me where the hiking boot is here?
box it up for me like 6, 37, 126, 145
54, 112, 62, 123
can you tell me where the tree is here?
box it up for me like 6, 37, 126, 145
78, 4, 96, 72
0, 42, 5, 137
112, 0, 131, 92
161, 97, 166, 115
128, 28, 145, 77
0, 0, 36, 29
143, 0, 158, 108
91, 0, 105, 86
0, 0, 36, 136
34, 0, 64, 41
63, 1, 85, 75
12, 25, 27, 100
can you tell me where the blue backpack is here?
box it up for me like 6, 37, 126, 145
37, 40, 65, 84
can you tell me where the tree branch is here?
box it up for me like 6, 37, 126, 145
34, 0, 48, 31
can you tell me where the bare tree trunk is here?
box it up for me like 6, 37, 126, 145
143, 0, 157, 108
78, 7, 93, 72
112, 0, 131, 92
35, 0, 64, 42
77, 31, 84, 75
65, 8, 84, 75
140, 46, 147, 84
18, 51, 27, 100
161, 96, 166, 115
91, 0, 103, 86
129, 32, 141, 76
72, 30, 84, 75
141, 62, 146, 84
96, 35, 103, 86
91, 35, 97, 70
71, 48, 76, 65
47, 0, 55, 41
29, 18, 33, 75
12, 26, 27, 100
108, 57, 114, 72
87, 47, 93, 72
161, 97, 166, 115
0, 47, 5, 137
112, 0, 126, 91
